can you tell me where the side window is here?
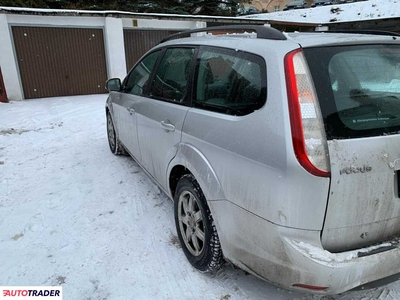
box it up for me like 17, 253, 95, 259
124, 50, 160, 95
149, 48, 195, 102
194, 48, 266, 116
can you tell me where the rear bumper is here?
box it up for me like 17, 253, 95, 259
282, 236, 400, 294
210, 200, 400, 294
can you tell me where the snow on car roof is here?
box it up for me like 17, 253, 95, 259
286, 31, 400, 47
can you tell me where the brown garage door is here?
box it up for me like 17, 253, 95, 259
12, 26, 108, 99
123, 29, 182, 72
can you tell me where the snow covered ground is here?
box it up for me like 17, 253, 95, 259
246, 0, 400, 24
1, 94, 400, 299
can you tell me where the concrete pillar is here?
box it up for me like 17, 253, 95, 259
0, 14, 24, 101
104, 17, 127, 80
315, 26, 329, 32
192, 21, 207, 37
196, 21, 207, 29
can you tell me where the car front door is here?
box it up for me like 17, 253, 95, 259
114, 50, 161, 160
135, 47, 196, 190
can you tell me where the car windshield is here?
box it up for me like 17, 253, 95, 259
304, 44, 400, 139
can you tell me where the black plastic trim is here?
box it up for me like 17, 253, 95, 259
357, 245, 397, 258
351, 272, 400, 291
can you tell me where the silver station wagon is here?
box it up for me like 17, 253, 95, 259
105, 25, 400, 294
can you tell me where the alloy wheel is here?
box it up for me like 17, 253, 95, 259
177, 191, 205, 256
107, 114, 116, 151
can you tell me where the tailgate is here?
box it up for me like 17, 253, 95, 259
323, 136, 400, 252
303, 43, 400, 252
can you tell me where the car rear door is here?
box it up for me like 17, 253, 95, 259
305, 43, 400, 252
134, 47, 196, 190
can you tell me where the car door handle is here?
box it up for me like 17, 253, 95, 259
126, 107, 135, 115
160, 120, 175, 132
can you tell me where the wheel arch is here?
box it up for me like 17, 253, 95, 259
105, 103, 120, 140
167, 143, 225, 201
169, 165, 191, 199
105, 95, 113, 115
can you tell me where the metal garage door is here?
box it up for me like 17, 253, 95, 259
12, 26, 108, 99
123, 29, 182, 72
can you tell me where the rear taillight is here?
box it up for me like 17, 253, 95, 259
285, 49, 330, 177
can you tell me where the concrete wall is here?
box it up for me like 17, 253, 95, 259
0, 14, 23, 101
104, 17, 126, 81
249, 0, 313, 12
0, 13, 199, 100
122, 18, 201, 29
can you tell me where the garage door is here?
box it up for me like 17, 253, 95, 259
12, 26, 108, 99
123, 29, 183, 72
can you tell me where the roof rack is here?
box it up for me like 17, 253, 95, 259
326, 30, 400, 37
159, 25, 287, 44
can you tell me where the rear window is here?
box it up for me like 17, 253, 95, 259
194, 46, 266, 116
304, 45, 400, 139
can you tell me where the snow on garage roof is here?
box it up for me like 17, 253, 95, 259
2, 0, 398, 27
244, 0, 400, 24
0, 6, 321, 26
0, 6, 268, 24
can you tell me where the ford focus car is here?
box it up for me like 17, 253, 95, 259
105, 25, 400, 294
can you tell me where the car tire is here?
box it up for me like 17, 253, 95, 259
106, 112, 128, 156
174, 174, 224, 273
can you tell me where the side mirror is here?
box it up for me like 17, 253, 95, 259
106, 78, 121, 92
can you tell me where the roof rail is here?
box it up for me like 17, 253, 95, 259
326, 30, 400, 37
159, 25, 287, 44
